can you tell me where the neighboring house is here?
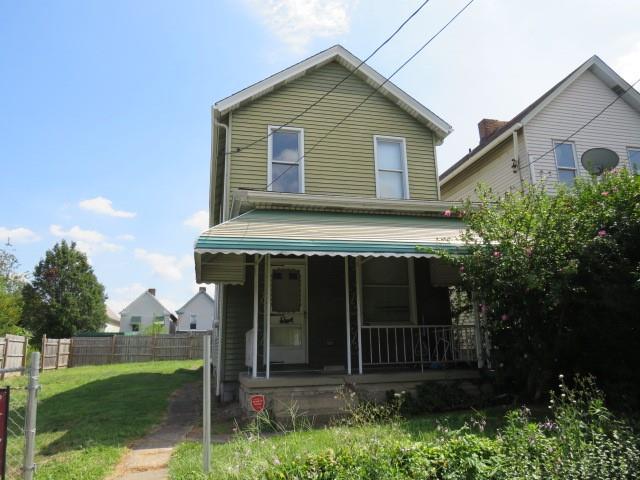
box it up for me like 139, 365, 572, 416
194, 45, 482, 413
176, 287, 216, 332
119, 288, 175, 333
104, 307, 121, 333
440, 55, 640, 201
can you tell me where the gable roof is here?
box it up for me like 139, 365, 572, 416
176, 290, 216, 314
120, 290, 172, 316
440, 55, 640, 184
214, 45, 452, 142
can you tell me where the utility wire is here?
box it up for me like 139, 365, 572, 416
519, 76, 640, 172
266, 0, 476, 192
229, 0, 433, 156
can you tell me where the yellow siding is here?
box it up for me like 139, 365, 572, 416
227, 62, 439, 204
441, 137, 523, 201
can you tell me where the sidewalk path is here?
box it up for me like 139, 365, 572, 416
107, 382, 201, 480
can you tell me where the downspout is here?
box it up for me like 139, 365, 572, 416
513, 128, 524, 187
216, 119, 231, 222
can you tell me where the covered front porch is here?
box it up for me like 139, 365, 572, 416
195, 209, 485, 411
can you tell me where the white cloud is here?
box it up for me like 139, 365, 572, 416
243, 0, 355, 53
0, 226, 40, 244
117, 234, 136, 241
615, 41, 640, 84
78, 196, 136, 218
49, 224, 122, 255
134, 248, 192, 281
107, 282, 146, 313
183, 210, 209, 231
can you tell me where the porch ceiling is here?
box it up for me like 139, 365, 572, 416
195, 210, 467, 283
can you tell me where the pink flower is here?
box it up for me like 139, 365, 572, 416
480, 304, 487, 313
459, 265, 465, 273
525, 247, 533, 257
443, 209, 452, 217
597, 229, 607, 238
493, 250, 501, 258
501, 313, 509, 321
601, 191, 609, 196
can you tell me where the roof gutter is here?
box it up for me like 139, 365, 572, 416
441, 122, 523, 186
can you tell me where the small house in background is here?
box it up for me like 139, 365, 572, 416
119, 288, 174, 334
176, 287, 216, 332
104, 307, 121, 333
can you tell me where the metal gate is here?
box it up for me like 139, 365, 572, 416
0, 352, 39, 480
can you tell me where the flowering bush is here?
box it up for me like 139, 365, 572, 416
450, 170, 640, 404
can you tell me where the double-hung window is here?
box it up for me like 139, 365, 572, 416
189, 314, 197, 330
374, 136, 409, 199
268, 126, 304, 193
553, 141, 578, 185
628, 148, 640, 174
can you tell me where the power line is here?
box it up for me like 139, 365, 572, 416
266, 0, 476, 192
229, 0, 433, 156
519, 76, 640, 172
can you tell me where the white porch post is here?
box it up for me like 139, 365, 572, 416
355, 256, 364, 374
264, 254, 272, 379
252, 255, 262, 378
472, 294, 484, 369
344, 257, 352, 375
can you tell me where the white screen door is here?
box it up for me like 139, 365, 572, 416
269, 262, 307, 364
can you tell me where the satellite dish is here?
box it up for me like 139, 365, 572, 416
581, 148, 619, 175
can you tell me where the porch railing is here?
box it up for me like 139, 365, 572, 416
360, 324, 476, 368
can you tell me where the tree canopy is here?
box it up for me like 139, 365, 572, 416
0, 248, 26, 335
21, 240, 107, 339
453, 169, 640, 406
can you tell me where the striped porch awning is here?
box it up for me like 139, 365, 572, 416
194, 209, 466, 284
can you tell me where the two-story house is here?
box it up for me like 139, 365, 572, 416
119, 288, 175, 334
194, 46, 483, 413
175, 287, 217, 332
440, 55, 640, 201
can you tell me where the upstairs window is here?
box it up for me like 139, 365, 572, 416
268, 126, 304, 193
628, 148, 640, 174
190, 314, 197, 330
374, 136, 409, 199
553, 141, 578, 185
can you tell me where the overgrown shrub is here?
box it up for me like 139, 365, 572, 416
264, 375, 640, 479
438, 170, 640, 404
387, 382, 477, 415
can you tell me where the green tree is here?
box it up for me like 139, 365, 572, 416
0, 248, 26, 334
449, 169, 640, 404
21, 240, 107, 339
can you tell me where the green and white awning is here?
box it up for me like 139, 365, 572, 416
194, 210, 466, 284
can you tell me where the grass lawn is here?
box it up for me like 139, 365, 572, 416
5, 360, 200, 480
170, 406, 518, 480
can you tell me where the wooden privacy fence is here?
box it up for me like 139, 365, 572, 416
41, 335, 71, 370
0, 334, 28, 378
69, 333, 208, 367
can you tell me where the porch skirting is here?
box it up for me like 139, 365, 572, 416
238, 369, 482, 418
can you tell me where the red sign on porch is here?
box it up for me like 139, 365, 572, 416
250, 394, 266, 412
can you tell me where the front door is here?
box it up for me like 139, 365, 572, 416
269, 261, 307, 364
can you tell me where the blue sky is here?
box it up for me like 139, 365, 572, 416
2, 0, 639, 313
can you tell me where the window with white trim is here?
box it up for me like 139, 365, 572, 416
189, 314, 197, 330
374, 136, 409, 199
628, 148, 640, 174
268, 126, 304, 193
362, 257, 416, 324
553, 141, 578, 185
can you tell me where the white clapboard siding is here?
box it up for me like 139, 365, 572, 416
525, 70, 640, 193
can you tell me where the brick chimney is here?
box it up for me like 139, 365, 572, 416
199, 287, 206, 293
478, 119, 508, 143
148, 288, 156, 296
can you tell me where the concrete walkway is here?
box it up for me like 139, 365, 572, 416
107, 382, 201, 480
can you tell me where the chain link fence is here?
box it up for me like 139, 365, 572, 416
0, 353, 39, 480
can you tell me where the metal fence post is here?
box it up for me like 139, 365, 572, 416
203, 335, 211, 474
23, 351, 39, 480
